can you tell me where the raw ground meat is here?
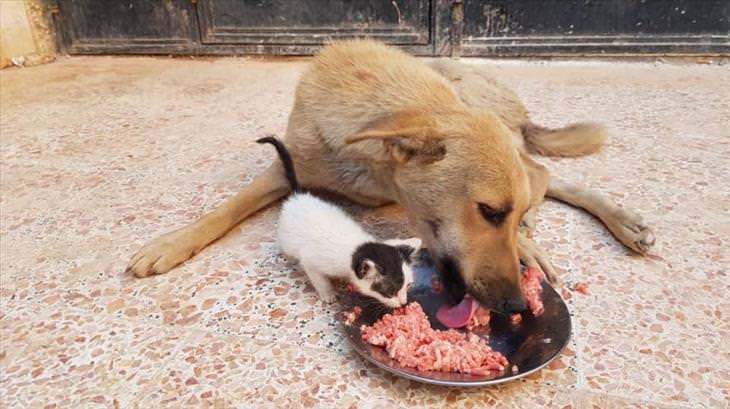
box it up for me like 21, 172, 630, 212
361, 303, 508, 375
469, 266, 545, 328
574, 282, 589, 295
522, 266, 546, 316
354, 267, 547, 375
465, 306, 491, 331
344, 306, 362, 325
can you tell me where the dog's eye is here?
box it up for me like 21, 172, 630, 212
478, 203, 507, 226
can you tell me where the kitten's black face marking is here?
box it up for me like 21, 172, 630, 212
352, 242, 409, 298
396, 245, 416, 261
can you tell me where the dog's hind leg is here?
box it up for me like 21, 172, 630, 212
547, 178, 655, 254
127, 163, 290, 277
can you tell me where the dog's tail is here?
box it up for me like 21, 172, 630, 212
256, 136, 301, 193
521, 121, 608, 157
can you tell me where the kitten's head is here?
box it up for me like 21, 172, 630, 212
350, 238, 422, 308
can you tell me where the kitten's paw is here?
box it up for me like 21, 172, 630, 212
319, 293, 337, 304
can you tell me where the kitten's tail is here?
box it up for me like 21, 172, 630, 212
256, 136, 301, 193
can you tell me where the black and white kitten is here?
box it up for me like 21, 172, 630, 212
257, 137, 421, 308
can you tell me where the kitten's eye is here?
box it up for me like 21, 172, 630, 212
478, 203, 507, 226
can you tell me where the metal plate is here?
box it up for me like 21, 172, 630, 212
339, 250, 572, 387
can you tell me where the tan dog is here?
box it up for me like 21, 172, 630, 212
127, 40, 654, 313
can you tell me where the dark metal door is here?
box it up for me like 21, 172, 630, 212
196, 0, 430, 53
53, 0, 199, 53
54, 0, 729, 56
55, 0, 441, 55
457, 0, 730, 56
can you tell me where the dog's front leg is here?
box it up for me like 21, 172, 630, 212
519, 152, 550, 238
127, 163, 290, 277
519, 205, 539, 238
546, 178, 655, 254
518, 234, 560, 285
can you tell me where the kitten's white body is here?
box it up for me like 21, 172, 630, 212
277, 193, 417, 306
278, 193, 374, 280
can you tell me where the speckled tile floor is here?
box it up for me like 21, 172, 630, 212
1, 56, 728, 409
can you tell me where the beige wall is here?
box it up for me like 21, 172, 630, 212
0, 0, 55, 69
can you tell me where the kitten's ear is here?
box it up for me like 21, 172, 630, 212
356, 259, 378, 279
395, 246, 413, 261
402, 237, 422, 250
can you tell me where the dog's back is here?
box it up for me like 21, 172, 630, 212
296, 40, 463, 149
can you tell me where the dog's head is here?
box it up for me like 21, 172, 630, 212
345, 110, 530, 313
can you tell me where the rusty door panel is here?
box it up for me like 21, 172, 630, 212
459, 0, 730, 56
53, 0, 728, 56
55, 0, 198, 54
197, 0, 431, 45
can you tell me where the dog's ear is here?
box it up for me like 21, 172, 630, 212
344, 112, 446, 164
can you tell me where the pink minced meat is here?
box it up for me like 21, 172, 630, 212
361, 303, 508, 375
344, 306, 362, 325
574, 282, 589, 295
466, 306, 491, 331
522, 266, 546, 316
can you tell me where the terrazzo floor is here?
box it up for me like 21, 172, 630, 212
1, 56, 728, 408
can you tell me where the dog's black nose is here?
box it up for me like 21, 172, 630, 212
504, 297, 527, 313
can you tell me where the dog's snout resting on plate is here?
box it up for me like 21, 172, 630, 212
127, 40, 655, 308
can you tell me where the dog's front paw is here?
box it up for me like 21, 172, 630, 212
319, 293, 337, 304
518, 234, 561, 286
127, 228, 199, 278
605, 208, 655, 254
519, 209, 538, 238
